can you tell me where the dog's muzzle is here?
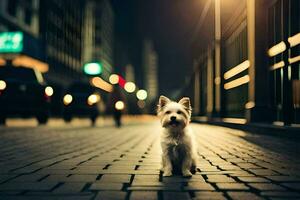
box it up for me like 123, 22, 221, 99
169, 120, 180, 127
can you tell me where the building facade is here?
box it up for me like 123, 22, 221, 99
142, 39, 158, 103
187, 0, 300, 125
82, 0, 114, 80
39, 0, 85, 87
0, 0, 47, 72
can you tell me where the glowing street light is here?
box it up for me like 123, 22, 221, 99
124, 82, 136, 93
109, 74, 119, 84
136, 89, 147, 100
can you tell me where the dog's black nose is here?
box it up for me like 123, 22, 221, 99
170, 116, 176, 121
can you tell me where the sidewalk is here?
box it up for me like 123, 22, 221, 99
0, 122, 300, 199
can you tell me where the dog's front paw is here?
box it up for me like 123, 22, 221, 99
163, 170, 173, 177
182, 170, 192, 177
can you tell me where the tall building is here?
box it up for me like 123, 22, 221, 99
186, 0, 300, 125
82, 0, 114, 80
39, 0, 85, 87
142, 39, 158, 102
0, 0, 47, 72
125, 64, 135, 82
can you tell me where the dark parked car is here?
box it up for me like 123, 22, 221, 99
0, 66, 52, 125
63, 82, 100, 125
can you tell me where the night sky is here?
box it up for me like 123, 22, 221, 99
111, 0, 206, 97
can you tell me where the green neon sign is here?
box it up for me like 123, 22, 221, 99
83, 62, 102, 75
0, 32, 23, 53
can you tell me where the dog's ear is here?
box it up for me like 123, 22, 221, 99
157, 95, 171, 114
178, 97, 192, 115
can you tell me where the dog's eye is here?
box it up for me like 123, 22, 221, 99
177, 111, 182, 114
165, 111, 171, 114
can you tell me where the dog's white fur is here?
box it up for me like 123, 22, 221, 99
157, 95, 197, 177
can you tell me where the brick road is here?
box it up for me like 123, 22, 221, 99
0, 121, 300, 200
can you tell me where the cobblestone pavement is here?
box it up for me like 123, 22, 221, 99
0, 122, 300, 200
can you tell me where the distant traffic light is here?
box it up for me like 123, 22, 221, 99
83, 62, 102, 75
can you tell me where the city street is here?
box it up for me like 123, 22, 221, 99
0, 119, 300, 200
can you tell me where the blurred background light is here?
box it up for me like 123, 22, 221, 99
83, 62, 102, 75
45, 86, 54, 96
90, 77, 113, 92
136, 89, 147, 100
0, 80, 7, 90
109, 74, 119, 84
124, 82, 136, 93
115, 100, 124, 110
63, 94, 73, 105
87, 93, 100, 105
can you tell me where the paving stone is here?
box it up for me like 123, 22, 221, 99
163, 192, 191, 200
266, 176, 300, 182
99, 174, 131, 183
237, 176, 271, 183
227, 191, 264, 200
66, 174, 98, 182
127, 185, 181, 191
53, 183, 86, 193
193, 191, 226, 200
261, 191, 300, 198
184, 182, 215, 191
130, 191, 157, 200
94, 191, 127, 200
249, 183, 286, 191
90, 182, 123, 190
0, 182, 58, 191
216, 183, 249, 190
281, 183, 300, 190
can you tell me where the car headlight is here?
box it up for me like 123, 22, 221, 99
0, 80, 7, 90
45, 86, 54, 97
115, 101, 124, 110
87, 93, 100, 105
63, 94, 73, 105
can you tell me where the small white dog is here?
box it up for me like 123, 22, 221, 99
157, 95, 197, 177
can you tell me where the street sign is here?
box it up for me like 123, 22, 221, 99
0, 32, 23, 53
83, 62, 102, 75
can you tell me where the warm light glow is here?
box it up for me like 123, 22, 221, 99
224, 75, 250, 90
109, 74, 119, 84
288, 32, 300, 47
90, 77, 113, 93
87, 94, 100, 105
0, 58, 6, 66
0, 80, 6, 90
124, 82, 136, 93
63, 94, 73, 105
45, 86, 54, 96
214, 77, 221, 85
12, 55, 49, 73
222, 118, 247, 124
270, 61, 285, 70
224, 60, 250, 80
136, 89, 147, 100
245, 101, 255, 109
268, 42, 286, 57
289, 55, 300, 64
115, 101, 125, 110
